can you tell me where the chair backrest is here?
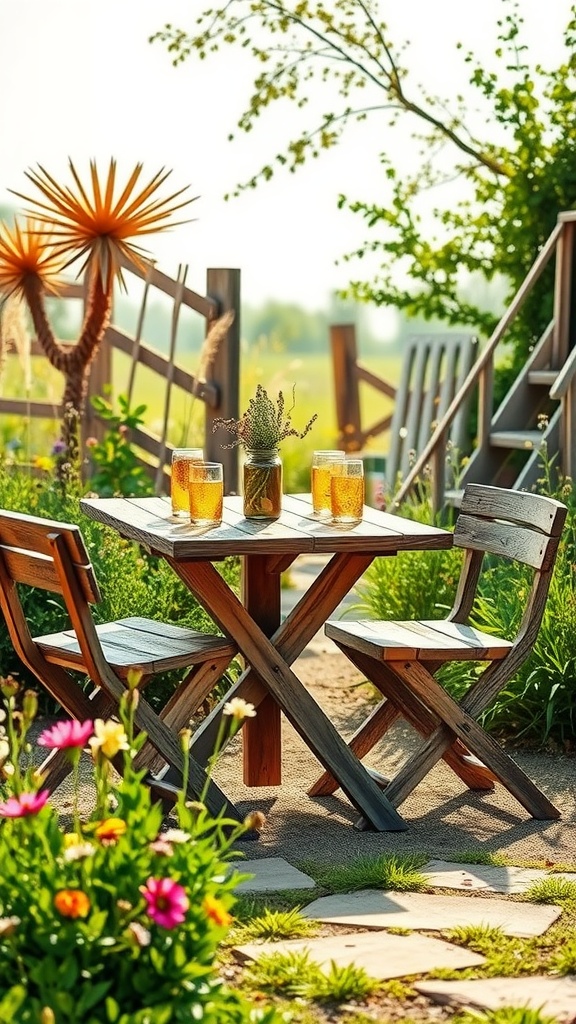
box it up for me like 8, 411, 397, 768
0, 508, 106, 688
449, 484, 567, 636
386, 334, 477, 491
0, 509, 100, 603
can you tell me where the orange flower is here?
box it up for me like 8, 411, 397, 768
0, 218, 65, 297
14, 159, 195, 290
54, 889, 91, 919
203, 895, 232, 928
94, 817, 127, 844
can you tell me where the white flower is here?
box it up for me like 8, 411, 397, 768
0, 738, 9, 764
162, 828, 191, 844
223, 698, 257, 721
63, 842, 95, 862
127, 922, 151, 947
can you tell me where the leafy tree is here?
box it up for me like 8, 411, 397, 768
152, 0, 576, 371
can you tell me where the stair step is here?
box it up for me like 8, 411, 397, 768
528, 369, 558, 386
489, 431, 546, 450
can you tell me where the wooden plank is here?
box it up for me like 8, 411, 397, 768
455, 515, 553, 570
117, 250, 217, 319
0, 510, 89, 563
0, 547, 98, 604
460, 484, 567, 536
80, 495, 453, 560
330, 324, 363, 451
106, 326, 219, 407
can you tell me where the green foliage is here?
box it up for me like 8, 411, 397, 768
236, 907, 316, 941
352, 500, 463, 621
456, 1010, 558, 1024
244, 950, 380, 1003
306, 853, 427, 894
523, 877, 576, 904
0, 686, 281, 1024
86, 393, 155, 498
153, 0, 576, 368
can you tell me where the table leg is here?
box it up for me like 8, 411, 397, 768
172, 558, 407, 831
242, 554, 282, 785
184, 551, 373, 768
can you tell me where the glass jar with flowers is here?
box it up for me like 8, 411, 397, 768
214, 384, 317, 519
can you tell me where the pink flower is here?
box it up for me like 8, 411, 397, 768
0, 790, 50, 817
140, 877, 189, 929
38, 720, 93, 750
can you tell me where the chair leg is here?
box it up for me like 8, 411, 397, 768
309, 698, 399, 796
317, 645, 496, 793
134, 656, 233, 774
384, 661, 559, 820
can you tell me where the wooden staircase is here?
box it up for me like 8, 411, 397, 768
393, 212, 576, 513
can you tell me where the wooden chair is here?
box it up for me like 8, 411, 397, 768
0, 509, 237, 816
311, 484, 567, 823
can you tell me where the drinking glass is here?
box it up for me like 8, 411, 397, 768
311, 450, 346, 516
188, 462, 224, 527
330, 459, 365, 524
171, 448, 204, 517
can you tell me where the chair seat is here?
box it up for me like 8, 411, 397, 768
36, 616, 236, 676
325, 618, 513, 662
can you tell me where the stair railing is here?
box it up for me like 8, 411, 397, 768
392, 217, 568, 513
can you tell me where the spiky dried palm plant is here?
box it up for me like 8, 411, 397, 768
0, 160, 194, 450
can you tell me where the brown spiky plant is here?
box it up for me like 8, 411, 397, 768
0, 159, 194, 451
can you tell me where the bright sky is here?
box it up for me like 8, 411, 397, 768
0, 0, 570, 313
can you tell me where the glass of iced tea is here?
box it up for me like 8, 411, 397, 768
330, 459, 364, 525
311, 450, 346, 516
171, 448, 204, 517
188, 462, 224, 527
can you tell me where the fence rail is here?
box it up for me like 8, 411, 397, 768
0, 258, 241, 493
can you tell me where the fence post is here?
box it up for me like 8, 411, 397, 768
205, 268, 241, 494
330, 323, 363, 452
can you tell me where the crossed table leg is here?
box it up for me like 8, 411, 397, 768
166, 551, 409, 831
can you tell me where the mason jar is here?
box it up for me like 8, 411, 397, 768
243, 448, 283, 519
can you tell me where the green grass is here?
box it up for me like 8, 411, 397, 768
1, 347, 402, 464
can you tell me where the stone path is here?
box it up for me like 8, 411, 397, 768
232, 855, 576, 1022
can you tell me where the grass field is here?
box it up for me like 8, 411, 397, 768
1, 346, 402, 490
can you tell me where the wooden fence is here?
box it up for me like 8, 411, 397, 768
0, 257, 241, 493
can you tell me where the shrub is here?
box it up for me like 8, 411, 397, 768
0, 681, 280, 1023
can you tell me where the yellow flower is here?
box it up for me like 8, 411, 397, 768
33, 455, 53, 473
89, 719, 129, 759
203, 895, 232, 928
94, 818, 127, 845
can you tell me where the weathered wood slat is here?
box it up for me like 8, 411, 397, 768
455, 515, 552, 569
460, 483, 566, 535
326, 618, 512, 661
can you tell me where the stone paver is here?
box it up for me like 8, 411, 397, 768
301, 889, 561, 937
233, 857, 316, 893
415, 976, 576, 1023
423, 859, 576, 894
234, 930, 485, 980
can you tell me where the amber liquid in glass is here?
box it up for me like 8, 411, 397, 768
330, 476, 364, 523
171, 458, 193, 516
312, 465, 338, 516
189, 478, 223, 525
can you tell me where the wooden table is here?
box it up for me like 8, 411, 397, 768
81, 493, 453, 831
